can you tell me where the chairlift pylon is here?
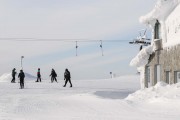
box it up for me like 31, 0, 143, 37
75, 41, 78, 56
100, 40, 104, 56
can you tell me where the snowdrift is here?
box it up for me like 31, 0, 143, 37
126, 81, 180, 104
0, 73, 36, 82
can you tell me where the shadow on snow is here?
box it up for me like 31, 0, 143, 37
94, 90, 134, 99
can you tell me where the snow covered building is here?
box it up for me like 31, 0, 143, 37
130, 0, 180, 88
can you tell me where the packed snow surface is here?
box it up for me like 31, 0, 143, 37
0, 75, 180, 120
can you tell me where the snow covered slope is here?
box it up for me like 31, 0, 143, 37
0, 75, 180, 120
0, 72, 36, 82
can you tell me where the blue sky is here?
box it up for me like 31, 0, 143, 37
0, 0, 156, 79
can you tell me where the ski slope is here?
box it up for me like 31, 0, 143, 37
0, 75, 180, 120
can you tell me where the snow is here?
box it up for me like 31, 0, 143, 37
164, 3, 180, 47
130, 45, 153, 68
125, 81, 180, 120
140, 0, 179, 25
0, 73, 11, 82
0, 75, 139, 120
140, 0, 180, 45
0, 75, 180, 120
0, 73, 36, 82
126, 81, 180, 105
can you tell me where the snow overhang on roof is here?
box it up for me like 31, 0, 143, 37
130, 45, 153, 68
140, 0, 180, 25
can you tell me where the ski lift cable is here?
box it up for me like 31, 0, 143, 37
0, 38, 131, 42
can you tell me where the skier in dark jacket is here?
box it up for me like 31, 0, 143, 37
18, 70, 25, 89
36, 68, 41, 82
63, 69, 72, 87
11, 68, 17, 83
50, 69, 57, 83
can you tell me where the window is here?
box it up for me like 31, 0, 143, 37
154, 65, 161, 84
145, 66, 151, 87
174, 71, 180, 83
154, 20, 161, 39
166, 71, 170, 84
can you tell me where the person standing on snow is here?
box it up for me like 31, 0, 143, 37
18, 70, 25, 89
49, 69, 58, 83
11, 68, 17, 83
63, 69, 72, 87
36, 68, 41, 82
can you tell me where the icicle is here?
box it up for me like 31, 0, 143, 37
100, 40, 104, 56
76, 41, 78, 56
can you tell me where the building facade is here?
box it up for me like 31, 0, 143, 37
143, 1, 180, 88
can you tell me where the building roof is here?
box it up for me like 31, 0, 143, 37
140, 0, 180, 25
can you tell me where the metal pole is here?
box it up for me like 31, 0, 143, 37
76, 41, 78, 56
100, 40, 104, 56
110, 72, 112, 78
21, 56, 24, 70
